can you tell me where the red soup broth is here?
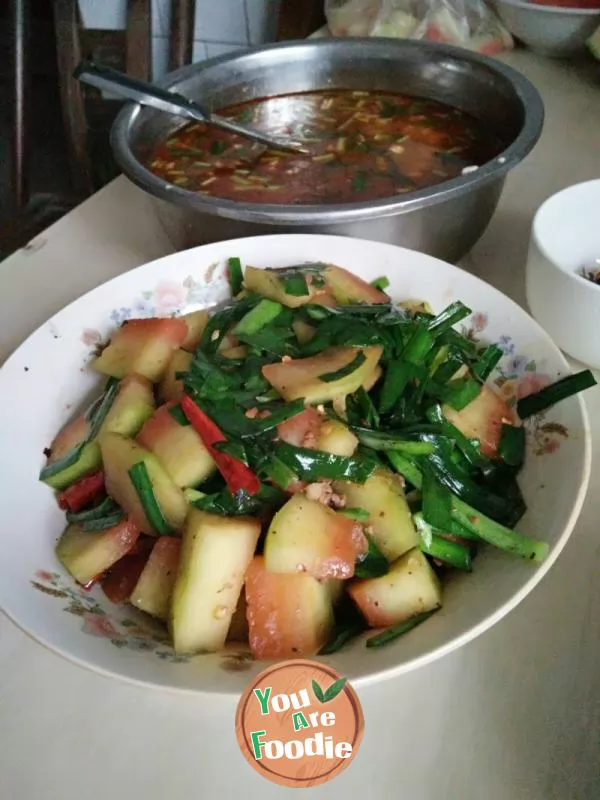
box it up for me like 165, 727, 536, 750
148, 89, 503, 205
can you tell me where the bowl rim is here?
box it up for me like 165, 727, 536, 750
110, 37, 545, 226
0, 233, 592, 695
493, 0, 600, 15
532, 179, 600, 293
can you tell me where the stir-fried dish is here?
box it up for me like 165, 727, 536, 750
148, 90, 502, 204
40, 262, 596, 659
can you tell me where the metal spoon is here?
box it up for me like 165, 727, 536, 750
74, 60, 308, 155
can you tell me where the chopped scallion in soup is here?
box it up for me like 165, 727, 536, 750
148, 89, 503, 205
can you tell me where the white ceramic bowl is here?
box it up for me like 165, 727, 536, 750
0, 234, 591, 695
492, 0, 600, 57
526, 180, 600, 370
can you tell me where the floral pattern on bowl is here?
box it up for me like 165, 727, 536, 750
31, 570, 253, 670
80, 266, 225, 349
461, 314, 569, 456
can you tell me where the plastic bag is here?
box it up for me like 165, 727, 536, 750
325, 0, 514, 55
590, 25, 600, 60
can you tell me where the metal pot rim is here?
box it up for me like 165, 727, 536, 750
111, 38, 544, 226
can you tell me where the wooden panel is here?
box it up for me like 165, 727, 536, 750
53, 0, 94, 198
52, 0, 153, 200
9, 0, 30, 211
81, 29, 127, 71
169, 0, 195, 72
126, 0, 151, 80
277, 0, 326, 41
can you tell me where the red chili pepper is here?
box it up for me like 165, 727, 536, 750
180, 395, 261, 496
57, 470, 106, 513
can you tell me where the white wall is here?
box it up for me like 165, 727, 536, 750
78, 0, 282, 79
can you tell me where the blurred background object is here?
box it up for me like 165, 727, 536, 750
323, 0, 600, 57
324, 0, 514, 54
1, 1, 72, 246
490, 0, 600, 57
0, 0, 325, 256
1, 0, 596, 258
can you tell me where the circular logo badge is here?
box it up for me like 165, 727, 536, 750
235, 659, 364, 788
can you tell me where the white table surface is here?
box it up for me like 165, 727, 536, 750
1, 50, 600, 800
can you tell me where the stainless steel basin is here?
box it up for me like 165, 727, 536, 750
111, 38, 544, 263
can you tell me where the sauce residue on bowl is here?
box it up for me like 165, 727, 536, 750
580, 262, 600, 285
148, 89, 503, 205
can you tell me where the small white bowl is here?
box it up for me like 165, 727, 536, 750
492, 0, 600, 57
526, 179, 600, 370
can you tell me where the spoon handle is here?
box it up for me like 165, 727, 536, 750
74, 60, 308, 155
74, 60, 210, 124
